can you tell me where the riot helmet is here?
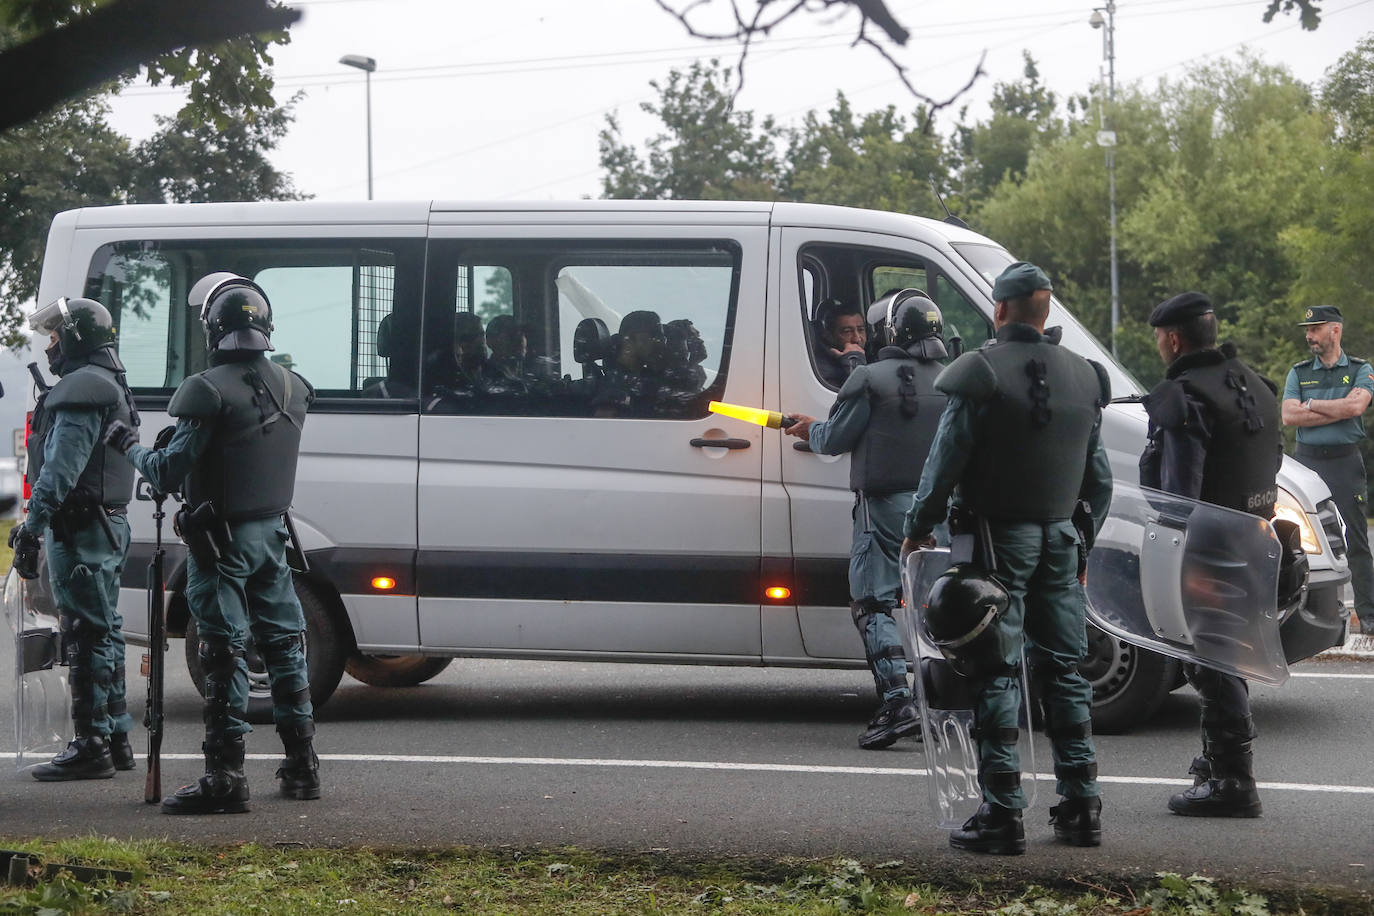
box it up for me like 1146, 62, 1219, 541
189, 272, 274, 352
29, 296, 118, 362
869, 289, 946, 359
920, 563, 1013, 679
1273, 519, 1309, 616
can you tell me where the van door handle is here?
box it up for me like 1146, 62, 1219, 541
793, 441, 813, 453
690, 437, 750, 450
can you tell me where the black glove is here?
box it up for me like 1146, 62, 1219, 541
103, 419, 139, 455
153, 424, 177, 450
8, 524, 41, 580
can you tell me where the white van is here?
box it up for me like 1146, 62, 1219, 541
24, 200, 1351, 733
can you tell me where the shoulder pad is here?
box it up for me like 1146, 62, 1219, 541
1088, 359, 1111, 408
1349, 356, 1368, 366
835, 364, 870, 402
168, 374, 223, 419
1292, 359, 1310, 369
1144, 379, 1189, 429
290, 370, 316, 404
934, 352, 997, 401
44, 367, 120, 411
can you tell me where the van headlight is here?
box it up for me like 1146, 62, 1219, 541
1273, 487, 1322, 555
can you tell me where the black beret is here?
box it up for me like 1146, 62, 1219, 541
1297, 305, 1343, 326
1148, 291, 1213, 328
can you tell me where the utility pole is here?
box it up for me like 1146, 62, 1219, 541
1091, 2, 1119, 356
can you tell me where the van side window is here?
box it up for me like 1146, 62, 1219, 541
798, 244, 941, 389
423, 240, 740, 419
83, 239, 425, 403
932, 273, 992, 351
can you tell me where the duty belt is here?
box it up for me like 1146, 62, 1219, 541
1296, 443, 1361, 459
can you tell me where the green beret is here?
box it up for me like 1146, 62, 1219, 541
991, 261, 1053, 301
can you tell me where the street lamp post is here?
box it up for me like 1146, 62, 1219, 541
339, 54, 377, 200
1090, 3, 1119, 357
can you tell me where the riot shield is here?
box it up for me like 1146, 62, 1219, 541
4, 561, 72, 772
1084, 481, 1288, 687
901, 548, 1035, 829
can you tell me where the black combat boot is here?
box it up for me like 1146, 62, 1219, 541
1049, 795, 1102, 846
109, 732, 137, 771
949, 802, 1025, 855
1168, 742, 1261, 818
276, 721, 321, 800
858, 696, 922, 750
162, 737, 250, 815
30, 733, 116, 781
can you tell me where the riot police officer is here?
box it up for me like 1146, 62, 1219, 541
1141, 291, 1281, 818
786, 290, 949, 749
900, 262, 1113, 854
104, 273, 317, 815
12, 297, 139, 780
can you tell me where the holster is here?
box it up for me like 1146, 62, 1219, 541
948, 505, 996, 570
51, 500, 117, 550
1071, 499, 1095, 578
174, 501, 232, 566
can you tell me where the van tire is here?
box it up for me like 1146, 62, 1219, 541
1082, 626, 1178, 734
345, 654, 453, 687
183, 576, 347, 725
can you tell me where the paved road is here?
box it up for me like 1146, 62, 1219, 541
2, 644, 1372, 894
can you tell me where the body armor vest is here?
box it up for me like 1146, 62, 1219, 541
1166, 350, 1280, 517
847, 348, 947, 493
180, 356, 311, 521
30, 354, 137, 509
957, 333, 1104, 520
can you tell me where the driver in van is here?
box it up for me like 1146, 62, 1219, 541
813, 299, 868, 387
104, 272, 320, 816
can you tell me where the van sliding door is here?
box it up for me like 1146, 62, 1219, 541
416, 215, 768, 661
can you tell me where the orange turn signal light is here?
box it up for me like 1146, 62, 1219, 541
765, 586, 791, 601
371, 576, 397, 591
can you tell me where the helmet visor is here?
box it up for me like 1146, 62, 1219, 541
28, 297, 70, 335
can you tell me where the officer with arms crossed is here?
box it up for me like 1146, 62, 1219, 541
104, 273, 318, 815
1142, 292, 1281, 818
1281, 305, 1374, 640
900, 262, 1112, 855
11, 297, 139, 780
784, 290, 948, 749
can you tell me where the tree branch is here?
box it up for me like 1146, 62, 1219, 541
0, 0, 301, 132
655, 0, 981, 114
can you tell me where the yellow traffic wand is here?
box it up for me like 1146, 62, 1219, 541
708, 400, 797, 429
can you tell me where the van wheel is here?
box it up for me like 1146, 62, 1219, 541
183, 577, 347, 725
1081, 626, 1178, 734
345, 654, 452, 687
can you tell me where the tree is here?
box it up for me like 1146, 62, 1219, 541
0, 0, 298, 132
599, 61, 784, 200
783, 93, 948, 215
953, 53, 1063, 205
1319, 33, 1374, 147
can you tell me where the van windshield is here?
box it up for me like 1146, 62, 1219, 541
951, 242, 1140, 397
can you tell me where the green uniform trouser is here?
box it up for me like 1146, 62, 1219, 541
45, 514, 133, 738
184, 516, 312, 739
977, 519, 1097, 808
850, 491, 914, 703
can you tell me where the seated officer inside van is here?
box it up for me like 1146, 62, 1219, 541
593, 310, 669, 417
814, 299, 868, 387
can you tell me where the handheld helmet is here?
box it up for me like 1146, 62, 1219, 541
29, 296, 118, 359
189, 272, 274, 352
1273, 519, 1310, 616
920, 563, 1013, 679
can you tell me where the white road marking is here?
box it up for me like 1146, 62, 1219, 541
10, 751, 1348, 795
1289, 671, 1374, 679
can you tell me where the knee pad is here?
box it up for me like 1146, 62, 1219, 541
850, 597, 893, 632
257, 632, 305, 669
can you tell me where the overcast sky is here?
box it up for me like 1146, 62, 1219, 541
103, 0, 1374, 203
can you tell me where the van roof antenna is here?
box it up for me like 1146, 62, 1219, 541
929, 179, 969, 230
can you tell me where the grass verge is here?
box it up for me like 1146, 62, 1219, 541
0, 838, 1369, 915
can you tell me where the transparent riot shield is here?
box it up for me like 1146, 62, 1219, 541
4, 560, 72, 772
1084, 482, 1288, 687
901, 549, 1035, 829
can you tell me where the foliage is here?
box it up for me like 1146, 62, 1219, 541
1147, 871, 1272, 916
600, 60, 783, 201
